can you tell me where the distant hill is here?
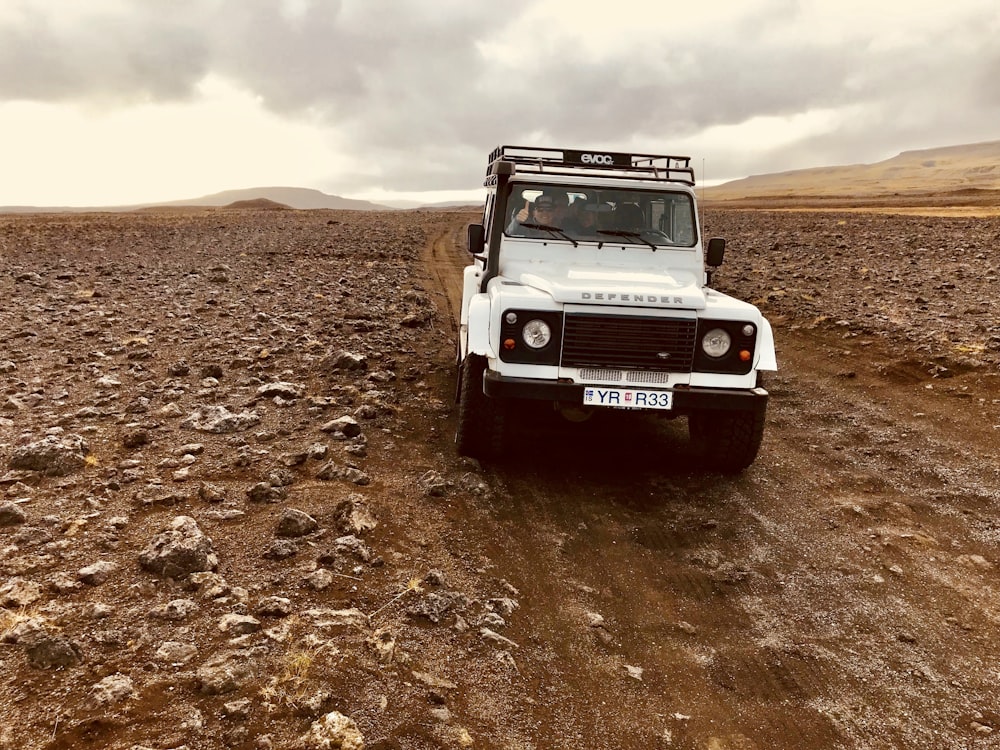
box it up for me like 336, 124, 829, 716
222, 198, 291, 210
5, 141, 997, 214
705, 140, 1000, 201
0, 186, 392, 214
147, 186, 391, 211
381, 199, 484, 210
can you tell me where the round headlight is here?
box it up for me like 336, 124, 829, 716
522, 319, 552, 349
701, 328, 731, 358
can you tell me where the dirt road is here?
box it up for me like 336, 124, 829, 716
424, 211, 1000, 749
2, 207, 999, 750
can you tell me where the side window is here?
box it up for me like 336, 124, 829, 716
669, 199, 696, 246
483, 193, 495, 240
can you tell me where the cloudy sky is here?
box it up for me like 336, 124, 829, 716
1, 0, 998, 206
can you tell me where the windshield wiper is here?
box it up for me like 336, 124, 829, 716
597, 229, 658, 251
520, 222, 579, 247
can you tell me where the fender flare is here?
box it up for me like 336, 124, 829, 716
755, 318, 778, 371
466, 294, 494, 358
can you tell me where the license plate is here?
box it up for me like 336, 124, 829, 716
582, 387, 673, 410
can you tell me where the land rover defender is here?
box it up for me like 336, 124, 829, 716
456, 145, 777, 472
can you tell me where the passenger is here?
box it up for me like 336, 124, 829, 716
508, 191, 568, 237
564, 199, 599, 237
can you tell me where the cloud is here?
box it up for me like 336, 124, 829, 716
1, 0, 998, 202
0, 2, 210, 103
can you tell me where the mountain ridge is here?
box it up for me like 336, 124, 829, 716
3, 139, 998, 213
705, 139, 1000, 200
0, 186, 393, 214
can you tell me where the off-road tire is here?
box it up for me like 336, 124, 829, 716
455, 355, 505, 459
688, 409, 766, 474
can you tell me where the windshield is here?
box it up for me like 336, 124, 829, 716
504, 183, 697, 248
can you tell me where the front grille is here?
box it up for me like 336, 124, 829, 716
562, 314, 696, 371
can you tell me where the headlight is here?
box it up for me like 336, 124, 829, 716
701, 328, 731, 358
522, 319, 552, 349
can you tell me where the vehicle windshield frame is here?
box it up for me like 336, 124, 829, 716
503, 182, 698, 248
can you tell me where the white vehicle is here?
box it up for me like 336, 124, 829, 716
456, 146, 777, 472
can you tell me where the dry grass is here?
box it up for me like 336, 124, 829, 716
259, 639, 339, 710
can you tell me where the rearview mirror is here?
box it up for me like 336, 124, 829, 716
467, 223, 485, 255
706, 237, 726, 267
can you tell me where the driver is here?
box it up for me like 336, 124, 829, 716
508, 191, 568, 237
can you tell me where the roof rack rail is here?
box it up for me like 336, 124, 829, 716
486, 145, 696, 186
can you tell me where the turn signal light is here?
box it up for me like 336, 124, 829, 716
503, 338, 516, 350
739, 350, 751, 362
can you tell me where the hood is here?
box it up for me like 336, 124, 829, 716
517, 265, 706, 309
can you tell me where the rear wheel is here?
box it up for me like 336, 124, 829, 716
455, 355, 505, 459
688, 409, 765, 474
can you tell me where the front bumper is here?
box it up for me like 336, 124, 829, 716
483, 371, 768, 414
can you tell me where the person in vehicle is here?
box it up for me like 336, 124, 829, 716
563, 198, 599, 237
508, 191, 568, 237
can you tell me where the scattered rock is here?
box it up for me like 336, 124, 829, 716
276, 508, 319, 537
78, 560, 117, 586
26, 635, 83, 669
418, 470, 450, 497
303, 607, 371, 631
155, 641, 198, 664
316, 460, 370, 485
8, 434, 89, 476
585, 612, 605, 628
87, 673, 134, 708
333, 494, 378, 536
197, 652, 253, 695
0, 501, 27, 526
328, 351, 368, 373
256, 381, 304, 400
181, 406, 260, 433
319, 415, 362, 438
151, 598, 198, 621
264, 538, 299, 559
255, 596, 294, 617
247, 482, 288, 503
218, 613, 261, 635
408, 590, 469, 624
198, 482, 227, 502
0, 577, 43, 608
295, 711, 365, 750
139, 516, 219, 579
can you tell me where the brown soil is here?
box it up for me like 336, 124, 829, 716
2, 205, 1000, 749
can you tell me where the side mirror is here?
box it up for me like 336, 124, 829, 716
706, 237, 726, 267
467, 223, 485, 255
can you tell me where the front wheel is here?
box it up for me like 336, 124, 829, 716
688, 409, 766, 474
455, 355, 505, 459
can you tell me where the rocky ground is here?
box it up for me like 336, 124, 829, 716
705, 209, 1000, 371
1, 205, 1000, 749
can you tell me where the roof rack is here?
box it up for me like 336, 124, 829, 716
486, 145, 695, 186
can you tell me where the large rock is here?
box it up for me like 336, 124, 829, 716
276, 508, 319, 537
26, 635, 83, 669
327, 350, 368, 372
0, 501, 27, 526
8, 435, 89, 476
295, 711, 365, 750
333, 494, 378, 536
139, 516, 218, 579
196, 651, 253, 695
319, 415, 362, 438
87, 673, 134, 708
180, 405, 260, 433
256, 381, 304, 400
0, 577, 43, 608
